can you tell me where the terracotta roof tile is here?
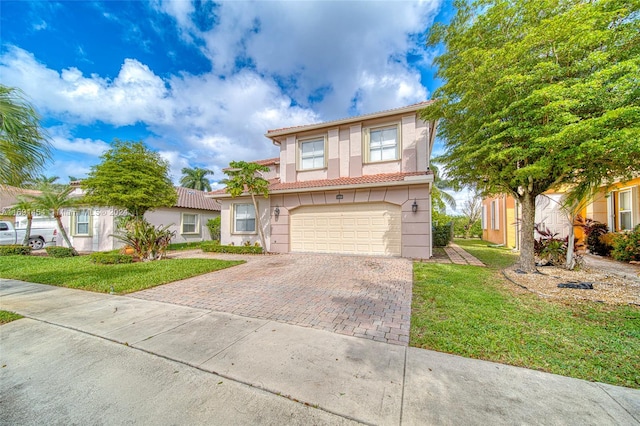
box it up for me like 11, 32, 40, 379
208, 172, 432, 197
175, 186, 220, 211
268, 172, 431, 191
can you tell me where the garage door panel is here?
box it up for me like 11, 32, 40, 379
290, 203, 401, 256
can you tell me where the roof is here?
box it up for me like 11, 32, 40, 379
175, 186, 220, 211
209, 171, 432, 196
266, 101, 434, 138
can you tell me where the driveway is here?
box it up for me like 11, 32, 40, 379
132, 253, 413, 345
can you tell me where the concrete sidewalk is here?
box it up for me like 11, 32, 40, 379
1, 279, 638, 425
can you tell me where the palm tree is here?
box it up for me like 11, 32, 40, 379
180, 167, 214, 192
28, 186, 78, 255
430, 163, 457, 213
26, 174, 60, 190
0, 85, 51, 187
10, 196, 36, 246
222, 161, 270, 252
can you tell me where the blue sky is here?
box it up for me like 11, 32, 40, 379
1, 1, 457, 192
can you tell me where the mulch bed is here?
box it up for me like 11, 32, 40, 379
503, 265, 640, 306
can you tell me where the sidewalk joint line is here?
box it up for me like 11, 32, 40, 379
594, 382, 640, 423
399, 346, 408, 425
18, 316, 375, 426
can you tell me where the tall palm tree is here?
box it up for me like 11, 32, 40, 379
28, 186, 78, 255
26, 174, 60, 190
0, 85, 51, 187
430, 163, 457, 213
180, 167, 214, 192
11, 196, 36, 246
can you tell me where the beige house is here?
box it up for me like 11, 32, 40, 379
213, 102, 437, 258
60, 186, 220, 252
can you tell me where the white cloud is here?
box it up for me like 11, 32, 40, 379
1, 1, 442, 178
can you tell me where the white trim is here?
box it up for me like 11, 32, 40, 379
231, 202, 257, 235
363, 122, 401, 164
181, 212, 200, 235
71, 208, 92, 236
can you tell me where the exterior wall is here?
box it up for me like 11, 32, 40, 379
584, 177, 640, 232
146, 207, 219, 244
219, 197, 271, 249
278, 112, 431, 184
482, 195, 510, 246
266, 184, 431, 258
60, 207, 121, 252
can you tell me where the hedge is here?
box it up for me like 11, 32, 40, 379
89, 252, 134, 264
433, 223, 453, 247
45, 246, 77, 258
201, 243, 263, 254
0, 245, 32, 256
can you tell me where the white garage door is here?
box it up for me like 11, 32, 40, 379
290, 203, 401, 256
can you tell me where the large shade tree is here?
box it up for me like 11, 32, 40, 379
0, 85, 51, 186
422, 0, 640, 272
222, 161, 270, 252
81, 140, 177, 218
180, 167, 214, 192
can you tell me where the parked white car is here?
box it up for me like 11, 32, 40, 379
0, 220, 57, 249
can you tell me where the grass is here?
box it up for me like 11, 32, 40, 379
0, 255, 244, 294
411, 238, 640, 389
0, 310, 23, 325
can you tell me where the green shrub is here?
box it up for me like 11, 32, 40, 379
201, 243, 263, 254
89, 252, 134, 264
433, 223, 453, 247
206, 217, 221, 241
45, 246, 77, 258
0, 245, 32, 256
610, 225, 640, 262
167, 241, 204, 251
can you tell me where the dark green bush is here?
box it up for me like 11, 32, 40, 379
433, 223, 453, 247
201, 243, 263, 254
45, 246, 77, 258
89, 252, 134, 264
610, 225, 640, 262
0, 245, 32, 256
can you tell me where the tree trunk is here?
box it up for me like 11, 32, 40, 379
250, 193, 267, 253
55, 212, 78, 256
22, 213, 32, 246
519, 191, 537, 273
566, 221, 576, 270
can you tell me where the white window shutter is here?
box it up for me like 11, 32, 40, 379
494, 200, 500, 230
482, 205, 487, 230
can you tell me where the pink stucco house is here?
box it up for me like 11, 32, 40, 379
213, 102, 437, 258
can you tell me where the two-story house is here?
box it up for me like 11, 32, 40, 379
214, 102, 437, 258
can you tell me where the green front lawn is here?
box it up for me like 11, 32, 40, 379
0, 310, 23, 324
0, 256, 243, 294
412, 239, 640, 389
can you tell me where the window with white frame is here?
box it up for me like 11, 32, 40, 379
234, 203, 256, 233
366, 124, 399, 162
481, 205, 487, 230
299, 137, 325, 170
491, 200, 500, 230
73, 209, 91, 236
619, 190, 632, 230
181, 213, 199, 234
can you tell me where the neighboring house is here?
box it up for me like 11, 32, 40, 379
0, 185, 41, 221
55, 186, 220, 252
213, 102, 438, 258
482, 176, 640, 248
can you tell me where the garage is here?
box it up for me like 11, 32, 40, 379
289, 203, 401, 256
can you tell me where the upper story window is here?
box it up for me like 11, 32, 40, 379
365, 123, 400, 163
619, 190, 633, 230
233, 203, 256, 233
298, 137, 325, 170
181, 213, 199, 234
73, 209, 91, 236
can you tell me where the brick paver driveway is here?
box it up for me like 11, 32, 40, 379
132, 253, 413, 345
